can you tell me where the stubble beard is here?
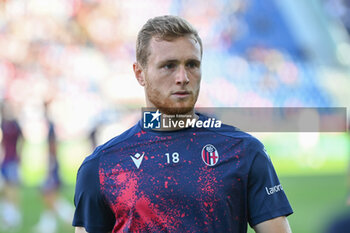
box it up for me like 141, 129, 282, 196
145, 83, 199, 115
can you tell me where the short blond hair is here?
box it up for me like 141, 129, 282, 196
136, 15, 202, 67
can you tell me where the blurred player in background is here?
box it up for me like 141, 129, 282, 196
33, 101, 74, 233
73, 15, 293, 233
89, 124, 98, 152
0, 99, 23, 232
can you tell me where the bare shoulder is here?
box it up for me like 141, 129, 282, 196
253, 216, 292, 233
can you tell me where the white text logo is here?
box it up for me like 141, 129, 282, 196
265, 184, 283, 195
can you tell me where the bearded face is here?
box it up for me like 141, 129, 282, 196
140, 36, 201, 115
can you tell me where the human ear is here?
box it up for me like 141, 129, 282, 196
133, 62, 146, 86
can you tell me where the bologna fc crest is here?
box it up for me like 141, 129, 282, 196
201, 144, 219, 166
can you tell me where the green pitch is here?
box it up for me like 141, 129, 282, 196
247, 174, 349, 233
0, 174, 346, 233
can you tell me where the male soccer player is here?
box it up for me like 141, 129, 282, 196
0, 100, 22, 231
33, 102, 74, 233
73, 15, 293, 233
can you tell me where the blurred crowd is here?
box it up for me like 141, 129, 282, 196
0, 0, 349, 141
323, 0, 350, 35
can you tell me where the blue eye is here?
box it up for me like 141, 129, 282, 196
186, 61, 199, 68
164, 63, 175, 69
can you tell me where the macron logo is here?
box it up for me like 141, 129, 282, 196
130, 152, 145, 169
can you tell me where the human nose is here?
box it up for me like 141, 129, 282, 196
175, 66, 190, 85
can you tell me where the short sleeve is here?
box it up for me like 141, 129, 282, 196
247, 147, 293, 227
72, 157, 115, 233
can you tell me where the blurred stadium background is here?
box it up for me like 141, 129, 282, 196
0, 0, 349, 232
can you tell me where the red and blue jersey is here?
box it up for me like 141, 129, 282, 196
0, 119, 22, 184
73, 114, 293, 233
1, 119, 21, 163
